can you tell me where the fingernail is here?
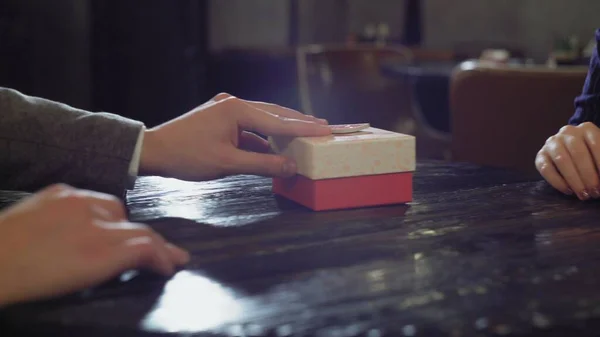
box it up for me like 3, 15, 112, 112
566, 188, 574, 195
309, 115, 328, 125
580, 190, 590, 201
283, 159, 297, 176
159, 250, 175, 275
167, 243, 191, 265
592, 188, 600, 198
316, 123, 332, 133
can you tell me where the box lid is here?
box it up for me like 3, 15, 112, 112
269, 127, 415, 180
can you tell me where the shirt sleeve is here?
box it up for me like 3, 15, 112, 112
127, 126, 145, 189
570, 29, 600, 126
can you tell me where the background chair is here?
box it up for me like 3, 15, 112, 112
297, 44, 413, 126
450, 63, 588, 173
296, 44, 452, 160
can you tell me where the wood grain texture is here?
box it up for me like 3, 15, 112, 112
3, 161, 600, 336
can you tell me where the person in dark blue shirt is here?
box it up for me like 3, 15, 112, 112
536, 29, 600, 201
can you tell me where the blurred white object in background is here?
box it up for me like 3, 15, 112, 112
479, 49, 511, 65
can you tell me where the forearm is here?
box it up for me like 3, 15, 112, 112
0, 87, 144, 196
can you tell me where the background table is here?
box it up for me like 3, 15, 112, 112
381, 61, 457, 134
3, 161, 600, 336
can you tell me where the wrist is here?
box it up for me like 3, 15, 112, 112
139, 129, 163, 177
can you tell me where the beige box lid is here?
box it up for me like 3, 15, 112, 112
269, 127, 415, 180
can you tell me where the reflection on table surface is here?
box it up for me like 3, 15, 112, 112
4, 161, 600, 336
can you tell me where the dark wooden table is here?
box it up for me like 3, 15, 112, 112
3, 161, 600, 336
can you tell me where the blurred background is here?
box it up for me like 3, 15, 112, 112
0, 0, 596, 173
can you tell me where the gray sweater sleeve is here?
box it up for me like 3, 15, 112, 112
0, 87, 144, 197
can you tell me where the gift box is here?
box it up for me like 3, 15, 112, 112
269, 126, 415, 211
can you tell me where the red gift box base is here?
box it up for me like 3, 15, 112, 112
272, 172, 412, 211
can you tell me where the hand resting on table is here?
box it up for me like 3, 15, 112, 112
0, 93, 330, 307
536, 122, 600, 201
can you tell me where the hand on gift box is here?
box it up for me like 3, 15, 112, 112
139, 93, 331, 181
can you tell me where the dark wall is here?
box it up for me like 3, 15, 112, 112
92, 0, 211, 126
0, 0, 92, 109
0, 0, 211, 127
